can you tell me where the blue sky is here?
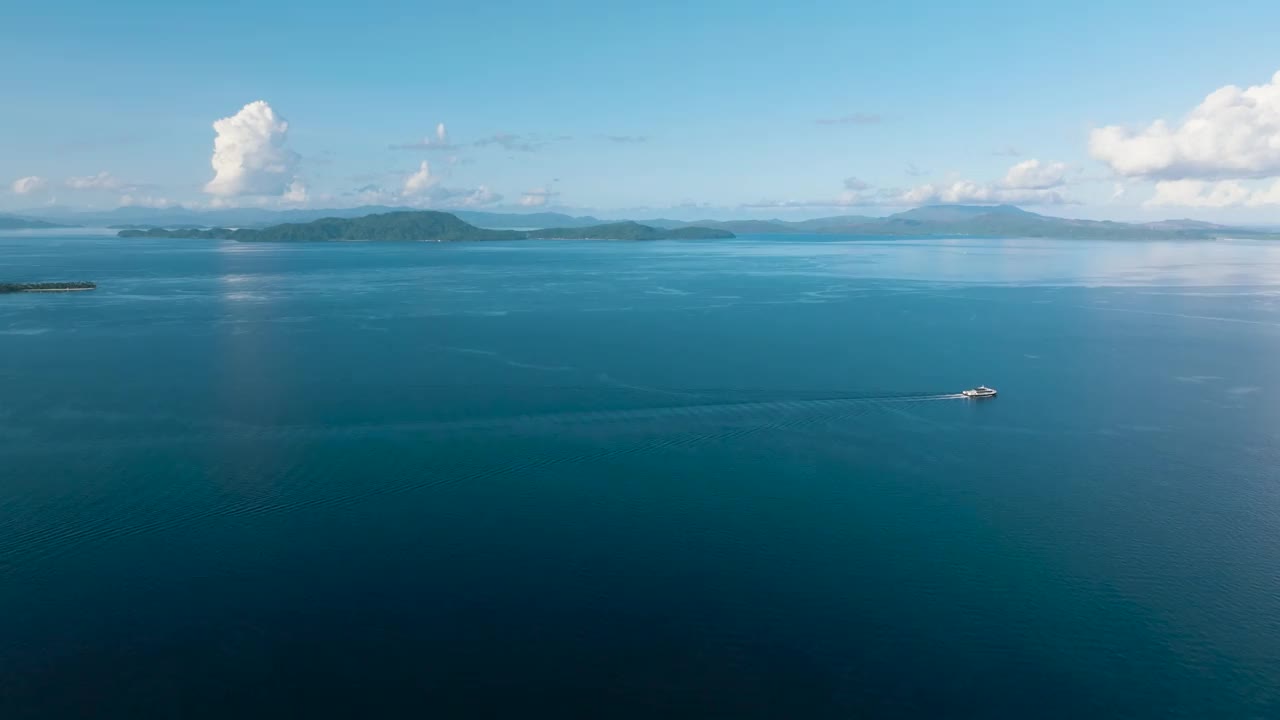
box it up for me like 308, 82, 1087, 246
3, 0, 1280, 221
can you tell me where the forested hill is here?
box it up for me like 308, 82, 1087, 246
117, 212, 735, 242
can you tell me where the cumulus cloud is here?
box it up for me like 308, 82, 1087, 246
10, 176, 47, 194
1146, 179, 1280, 208
901, 159, 1073, 205
402, 161, 437, 196
205, 101, 301, 197
745, 160, 1073, 209
1251, 180, 1280, 206
900, 181, 1069, 206
282, 180, 309, 204
413, 185, 501, 208
1002, 159, 1068, 190
451, 186, 501, 207
66, 171, 127, 191
377, 162, 501, 208
519, 187, 561, 207
816, 113, 882, 126
1090, 69, 1280, 180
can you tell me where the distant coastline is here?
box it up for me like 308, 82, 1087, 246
118, 212, 735, 243
0, 216, 74, 230
82, 204, 1280, 243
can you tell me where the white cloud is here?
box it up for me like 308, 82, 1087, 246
389, 162, 501, 208
205, 100, 301, 197
11, 176, 47, 194
1002, 159, 1067, 190
519, 187, 560, 207
66, 171, 126, 191
454, 186, 500, 207
472, 133, 546, 152
900, 181, 1069, 206
402, 161, 437, 196
405, 184, 501, 208
1146, 179, 1280, 208
389, 122, 458, 151
1250, 179, 1280, 206
391, 125, 568, 153
282, 180, 309, 204
901, 160, 1073, 205
1090, 69, 1280, 180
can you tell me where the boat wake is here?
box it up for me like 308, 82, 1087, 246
0, 388, 970, 569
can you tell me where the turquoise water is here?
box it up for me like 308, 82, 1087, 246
2, 232, 1280, 717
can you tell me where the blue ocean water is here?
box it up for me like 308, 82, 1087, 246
2, 232, 1279, 717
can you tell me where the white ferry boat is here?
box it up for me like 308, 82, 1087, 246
962, 386, 997, 399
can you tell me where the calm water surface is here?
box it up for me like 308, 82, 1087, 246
2, 233, 1279, 717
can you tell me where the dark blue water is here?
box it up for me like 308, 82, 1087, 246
3, 232, 1279, 717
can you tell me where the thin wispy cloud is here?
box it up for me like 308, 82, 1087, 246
743, 178, 904, 208
65, 171, 128, 191
603, 135, 650, 144
473, 133, 547, 153
519, 187, 561, 207
118, 193, 178, 208
389, 123, 457, 151
392, 126, 565, 153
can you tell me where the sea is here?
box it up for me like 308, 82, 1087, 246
2, 231, 1279, 718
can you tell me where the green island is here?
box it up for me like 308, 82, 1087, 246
117, 211, 735, 243
0, 281, 97, 293
688, 205, 1280, 240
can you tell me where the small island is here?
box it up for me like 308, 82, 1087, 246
0, 282, 97, 293
118, 211, 735, 243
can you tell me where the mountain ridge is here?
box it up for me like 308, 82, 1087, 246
22, 204, 1279, 240
116, 211, 734, 242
